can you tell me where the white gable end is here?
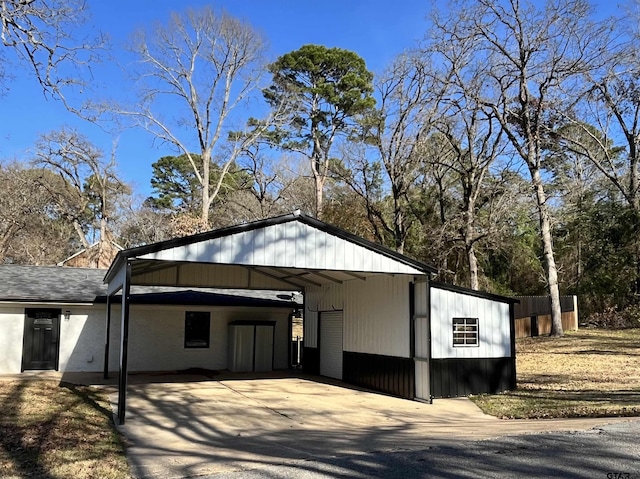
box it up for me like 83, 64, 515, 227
139, 221, 424, 275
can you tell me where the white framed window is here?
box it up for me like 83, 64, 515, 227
453, 317, 479, 347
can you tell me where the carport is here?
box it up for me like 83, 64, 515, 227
104, 211, 435, 424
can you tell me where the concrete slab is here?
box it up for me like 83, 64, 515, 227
105, 375, 635, 479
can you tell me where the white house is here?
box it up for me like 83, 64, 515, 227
0, 212, 517, 424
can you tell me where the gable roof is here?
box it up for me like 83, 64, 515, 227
105, 212, 436, 289
0, 264, 300, 307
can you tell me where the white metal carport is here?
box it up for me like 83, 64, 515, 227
103, 211, 436, 424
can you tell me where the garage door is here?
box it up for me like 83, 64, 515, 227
320, 311, 343, 380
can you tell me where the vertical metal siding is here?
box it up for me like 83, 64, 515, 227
139, 222, 424, 274
343, 275, 411, 357
430, 288, 511, 359
415, 360, 430, 399
413, 280, 430, 401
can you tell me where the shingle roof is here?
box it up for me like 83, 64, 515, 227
0, 264, 106, 302
0, 264, 301, 307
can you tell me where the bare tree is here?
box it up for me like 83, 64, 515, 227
113, 7, 277, 228
340, 51, 448, 254
0, 0, 103, 107
434, 0, 607, 335
0, 162, 76, 264
426, 33, 508, 290
33, 127, 129, 261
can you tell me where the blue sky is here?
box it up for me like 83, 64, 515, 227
0, 0, 624, 199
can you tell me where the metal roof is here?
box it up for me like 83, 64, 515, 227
430, 281, 520, 305
105, 212, 436, 290
0, 264, 300, 307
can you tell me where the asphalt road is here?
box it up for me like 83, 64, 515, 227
205, 420, 640, 479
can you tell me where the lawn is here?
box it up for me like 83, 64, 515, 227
0, 380, 131, 479
471, 328, 640, 419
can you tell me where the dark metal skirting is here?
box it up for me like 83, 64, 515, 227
343, 352, 415, 399
303, 347, 320, 374
430, 357, 515, 398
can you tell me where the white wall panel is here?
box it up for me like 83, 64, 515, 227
0, 307, 25, 373
344, 275, 411, 357
306, 275, 413, 358
1, 303, 291, 374
430, 287, 511, 359
139, 221, 425, 275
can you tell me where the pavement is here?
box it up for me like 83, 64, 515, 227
71, 372, 637, 479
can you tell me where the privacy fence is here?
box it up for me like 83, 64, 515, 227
514, 296, 578, 338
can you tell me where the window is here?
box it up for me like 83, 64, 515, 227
453, 317, 479, 347
184, 311, 210, 348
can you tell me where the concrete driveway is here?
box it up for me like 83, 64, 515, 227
111, 373, 633, 479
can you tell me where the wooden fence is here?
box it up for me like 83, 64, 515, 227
514, 296, 578, 338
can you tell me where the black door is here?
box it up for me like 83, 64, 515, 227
22, 308, 61, 371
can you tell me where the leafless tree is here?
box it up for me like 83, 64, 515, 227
0, 0, 104, 108
33, 127, 129, 261
433, 0, 608, 335
426, 33, 508, 290
112, 7, 280, 228
0, 162, 75, 264
340, 51, 449, 254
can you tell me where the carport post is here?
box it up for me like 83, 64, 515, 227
103, 294, 112, 379
117, 261, 132, 425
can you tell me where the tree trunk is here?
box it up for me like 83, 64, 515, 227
314, 172, 324, 219
531, 167, 564, 336
467, 242, 479, 290
201, 152, 210, 228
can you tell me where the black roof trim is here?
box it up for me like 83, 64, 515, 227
105, 212, 436, 282
430, 281, 520, 304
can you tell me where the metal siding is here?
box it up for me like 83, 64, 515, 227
430, 358, 515, 398
133, 263, 292, 290
137, 222, 424, 275
320, 311, 343, 379
430, 287, 446, 359
343, 275, 410, 357
343, 352, 414, 399
305, 310, 318, 348
431, 288, 512, 359
415, 360, 429, 400
107, 265, 126, 295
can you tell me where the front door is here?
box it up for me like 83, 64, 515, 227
22, 308, 61, 371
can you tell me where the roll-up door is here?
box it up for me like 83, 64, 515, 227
319, 311, 343, 380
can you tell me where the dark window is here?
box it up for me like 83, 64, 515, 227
453, 317, 479, 347
185, 311, 210, 348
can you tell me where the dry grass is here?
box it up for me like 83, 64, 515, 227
471, 328, 640, 419
0, 380, 131, 479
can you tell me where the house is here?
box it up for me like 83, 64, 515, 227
0, 265, 300, 375
0, 212, 517, 424
58, 239, 124, 269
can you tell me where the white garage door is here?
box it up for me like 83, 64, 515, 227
320, 311, 343, 380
